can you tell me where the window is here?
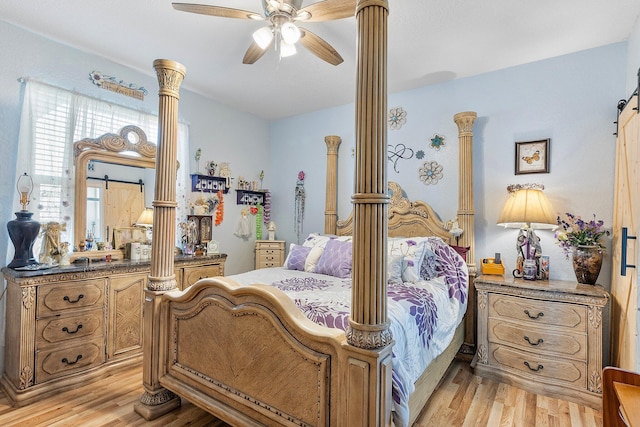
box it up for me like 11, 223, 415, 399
15, 80, 190, 251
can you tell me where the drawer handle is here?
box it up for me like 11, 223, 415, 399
62, 324, 83, 334
524, 336, 543, 346
524, 309, 543, 320
63, 294, 84, 304
524, 361, 543, 372
61, 354, 83, 366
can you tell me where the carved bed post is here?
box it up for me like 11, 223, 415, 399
134, 59, 186, 420
453, 111, 477, 354
324, 135, 341, 235
346, 1, 393, 425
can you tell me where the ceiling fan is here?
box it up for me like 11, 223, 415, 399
172, 1, 356, 65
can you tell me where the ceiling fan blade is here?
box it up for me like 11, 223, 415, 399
243, 41, 271, 64
299, 28, 343, 66
298, 0, 356, 22
172, 3, 263, 20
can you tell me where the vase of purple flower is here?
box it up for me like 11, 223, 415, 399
556, 213, 609, 285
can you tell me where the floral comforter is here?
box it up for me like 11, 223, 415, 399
227, 243, 467, 427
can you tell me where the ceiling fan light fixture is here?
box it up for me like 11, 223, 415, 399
252, 26, 274, 49
281, 22, 301, 44
280, 41, 297, 58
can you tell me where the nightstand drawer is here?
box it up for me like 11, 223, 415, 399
36, 308, 104, 347
489, 343, 587, 389
489, 293, 586, 332
37, 280, 106, 317
488, 319, 587, 360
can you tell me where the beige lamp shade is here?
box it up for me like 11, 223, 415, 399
497, 184, 556, 230
136, 207, 154, 226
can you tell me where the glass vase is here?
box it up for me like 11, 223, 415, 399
572, 245, 603, 285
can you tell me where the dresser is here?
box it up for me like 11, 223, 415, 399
0, 254, 226, 406
255, 240, 285, 269
474, 275, 609, 409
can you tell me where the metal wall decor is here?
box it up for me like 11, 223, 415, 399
430, 133, 446, 150
387, 143, 414, 173
388, 107, 407, 130
418, 161, 444, 185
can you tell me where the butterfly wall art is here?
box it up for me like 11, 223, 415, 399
515, 139, 550, 175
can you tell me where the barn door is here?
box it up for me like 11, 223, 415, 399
610, 94, 640, 371
103, 181, 145, 231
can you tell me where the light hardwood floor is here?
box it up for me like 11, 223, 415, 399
0, 359, 602, 426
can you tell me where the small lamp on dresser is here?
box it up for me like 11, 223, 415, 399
497, 183, 556, 280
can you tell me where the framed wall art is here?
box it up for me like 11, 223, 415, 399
113, 226, 147, 249
515, 139, 550, 175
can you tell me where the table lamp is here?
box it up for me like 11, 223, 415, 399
497, 183, 556, 279
7, 172, 41, 268
135, 207, 154, 243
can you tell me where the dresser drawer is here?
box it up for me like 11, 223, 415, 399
37, 280, 106, 317
183, 265, 223, 287
35, 338, 105, 383
488, 319, 587, 360
257, 261, 281, 269
36, 308, 104, 347
489, 343, 587, 389
256, 241, 284, 250
489, 293, 586, 332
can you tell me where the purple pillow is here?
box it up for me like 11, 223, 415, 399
285, 244, 312, 271
313, 239, 352, 278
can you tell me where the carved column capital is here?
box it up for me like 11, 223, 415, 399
324, 135, 342, 153
153, 59, 186, 99
454, 111, 477, 135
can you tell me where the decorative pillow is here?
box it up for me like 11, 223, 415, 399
450, 245, 470, 262
284, 244, 312, 271
419, 247, 440, 281
388, 237, 428, 282
304, 246, 324, 272
313, 239, 352, 278
387, 254, 404, 284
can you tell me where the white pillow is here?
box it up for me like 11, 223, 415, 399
388, 237, 429, 283
387, 254, 404, 284
304, 246, 324, 272
302, 233, 352, 249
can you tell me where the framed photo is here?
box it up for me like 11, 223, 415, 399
515, 139, 550, 175
113, 226, 147, 249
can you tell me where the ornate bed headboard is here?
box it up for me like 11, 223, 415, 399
335, 181, 453, 243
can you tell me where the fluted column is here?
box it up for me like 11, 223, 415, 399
453, 111, 477, 272
134, 59, 186, 420
324, 135, 342, 235
454, 111, 477, 354
346, 0, 392, 350
148, 59, 186, 292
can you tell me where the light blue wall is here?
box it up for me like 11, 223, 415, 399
271, 43, 628, 288
0, 20, 270, 276
0, 20, 270, 372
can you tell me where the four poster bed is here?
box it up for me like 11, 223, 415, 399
136, 2, 477, 426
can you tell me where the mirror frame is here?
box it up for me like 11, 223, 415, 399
73, 125, 156, 258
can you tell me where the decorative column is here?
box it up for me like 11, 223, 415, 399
324, 135, 341, 235
453, 111, 477, 355
134, 59, 186, 420
346, 1, 393, 425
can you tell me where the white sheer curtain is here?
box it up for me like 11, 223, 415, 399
11, 80, 190, 258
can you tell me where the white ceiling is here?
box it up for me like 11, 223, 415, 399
1, 0, 639, 120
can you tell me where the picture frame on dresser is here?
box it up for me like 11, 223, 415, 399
515, 139, 550, 175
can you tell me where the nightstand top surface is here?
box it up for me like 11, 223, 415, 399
475, 274, 609, 299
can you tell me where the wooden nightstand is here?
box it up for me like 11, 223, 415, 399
474, 275, 609, 409
255, 240, 285, 269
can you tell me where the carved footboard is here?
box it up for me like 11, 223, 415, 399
154, 278, 393, 427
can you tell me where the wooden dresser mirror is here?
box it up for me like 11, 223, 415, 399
73, 125, 156, 259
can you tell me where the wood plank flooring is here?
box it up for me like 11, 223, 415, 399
0, 360, 602, 426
